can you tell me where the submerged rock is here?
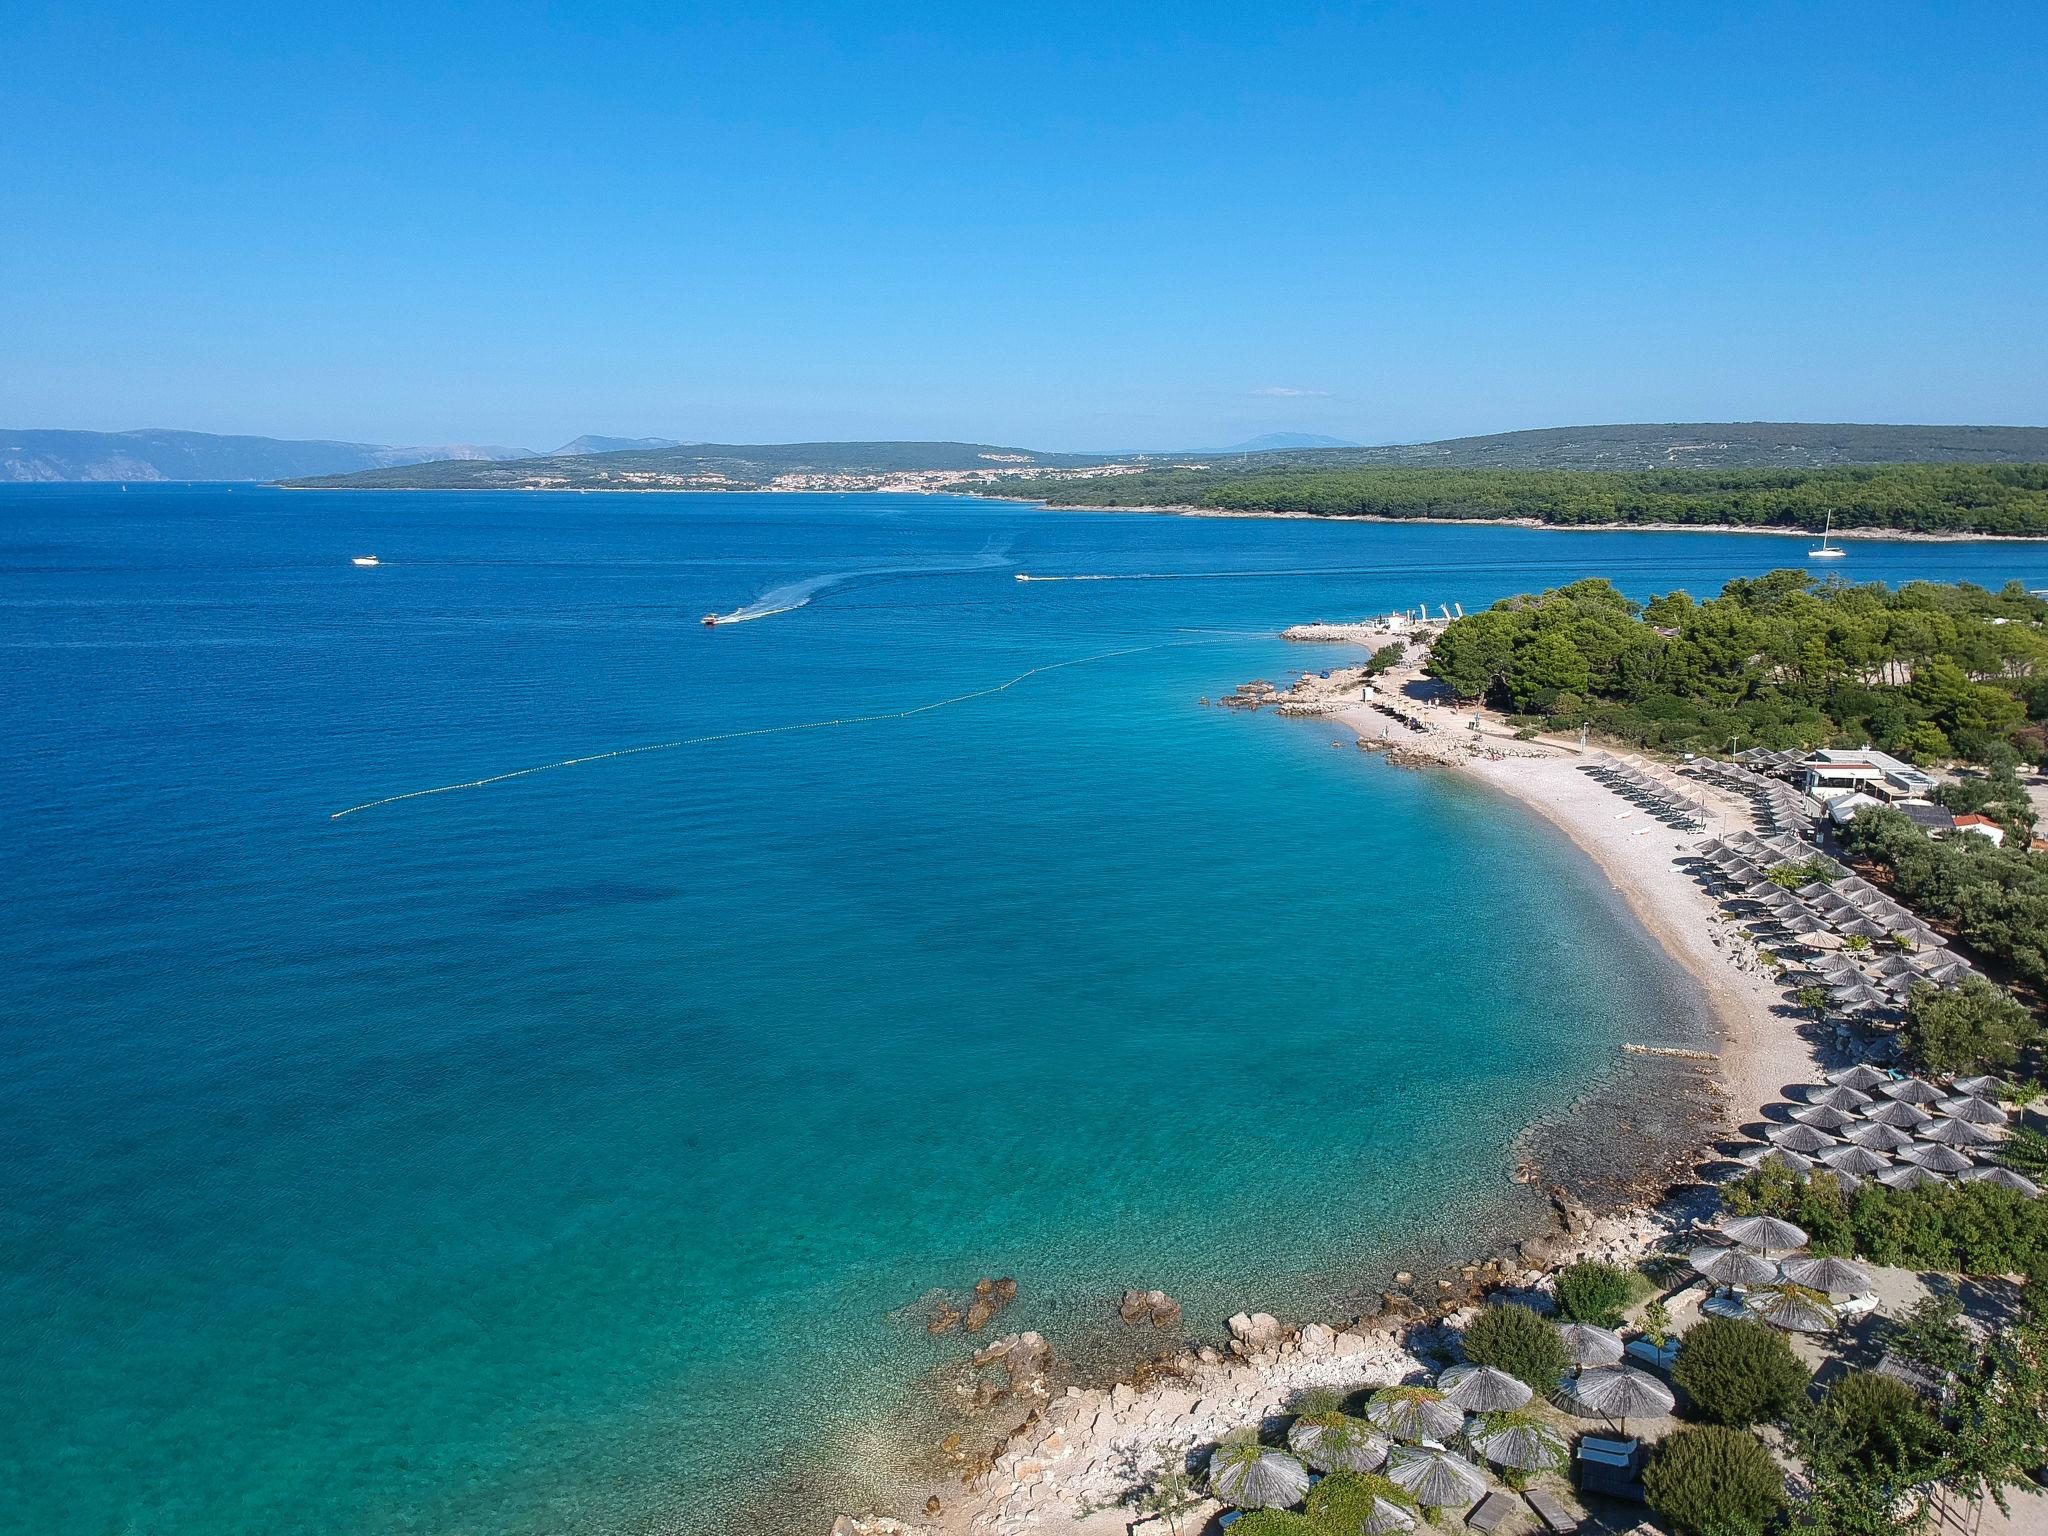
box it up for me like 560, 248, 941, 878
1119, 1288, 1183, 1328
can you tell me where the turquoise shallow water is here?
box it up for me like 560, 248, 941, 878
4, 488, 2043, 1534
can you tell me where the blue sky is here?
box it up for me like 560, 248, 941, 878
4, 2, 2044, 451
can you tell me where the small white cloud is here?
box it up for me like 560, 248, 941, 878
1250, 386, 1331, 398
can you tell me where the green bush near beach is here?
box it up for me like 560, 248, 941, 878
1304, 1472, 1418, 1530
1903, 976, 2040, 1075
1723, 1163, 2048, 1275
1554, 1260, 1643, 1326
1672, 1317, 1810, 1425
1459, 1301, 1569, 1390
1813, 1370, 1945, 1477
1643, 1425, 1786, 1536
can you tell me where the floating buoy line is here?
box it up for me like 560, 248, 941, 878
330, 635, 1239, 821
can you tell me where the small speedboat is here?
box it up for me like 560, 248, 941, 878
352, 555, 381, 567
702, 613, 720, 626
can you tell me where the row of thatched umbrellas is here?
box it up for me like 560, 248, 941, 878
1207, 1329, 1680, 1522
1684, 758, 1824, 836
1578, 758, 1712, 831
1745, 1067, 2036, 1196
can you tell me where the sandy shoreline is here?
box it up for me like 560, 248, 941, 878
828, 639, 1828, 1536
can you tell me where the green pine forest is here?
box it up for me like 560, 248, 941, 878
978, 463, 2048, 536
1427, 572, 2048, 1006
1426, 572, 2048, 766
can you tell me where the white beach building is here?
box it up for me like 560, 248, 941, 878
1798, 749, 1940, 807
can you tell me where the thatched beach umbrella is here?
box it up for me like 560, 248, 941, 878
1557, 1323, 1625, 1369
1821, 1144, 1891, 1177
1437, 1365, 1531, 1413
1878, 1163, 1948, 1191
1569, 1366, 1675, 1435
1846, 1120, 1915, 1153
1962, 1166, 2044, 1198
1207, 1440, 1311, 1510
1780, 1255, 1876, 1295
1469, 1411, 1568, 1477
1365, 1387, 1464, 1444
1900, 1142, 1975, 1174
1771, 912, 1832, 940
1747, 1147, 1815, 1175
1919, 1116, 1999, 1149
1830, 1064, 1891, 1091
1880, 1078, 1946, 1106
1807, 1083, 1875, 1110
1744, 1282, 1839, 1333
1891, 921, 1948, 949
1723, 1214, 1808, 1256
1361, 1498, 1419, 1535
1793, 1104, 1860, 1132
1939, 1096, 2007, 1126
1953, 1075, 2007, 1097
1689, 1245, 1778, 1288
1288, 1412, 1390, 1474
1829, 982, 1890, 1011
1768, 1122, 1838, 1155
1865, 1099, 1933, 1129
1385, 1446, 1488, 1512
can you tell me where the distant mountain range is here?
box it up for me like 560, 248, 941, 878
10, 421, 2048, 488
549, 435, 683, 457
1192, 421, 2048, 473
279, 421, 2048, 492
0, 428, 683, 482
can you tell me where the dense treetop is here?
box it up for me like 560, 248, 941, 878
1423, 571, 2048, 769
983, 463, 2048, 537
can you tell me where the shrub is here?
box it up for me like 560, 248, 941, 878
1817, 1370, 1944, 1477
1905, 976, 2039, 1076
1671, 1317, 1810, 1425
1460, 1301, 1569, 1391
1219, 1512, 1310, 1536
1642, 1426, 1786, 1536
1719, 1167, 2048, 1275
1556, 1261, 1637, 1326
1887, 1294, 1979, 1380
1306, 1471, 1417, 1530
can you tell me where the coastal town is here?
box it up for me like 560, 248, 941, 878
831, 607, 2048, 1536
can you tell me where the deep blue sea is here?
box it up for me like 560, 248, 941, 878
4, 487, 2043, 1534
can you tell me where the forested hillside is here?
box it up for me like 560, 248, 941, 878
983, 464, 2048, 537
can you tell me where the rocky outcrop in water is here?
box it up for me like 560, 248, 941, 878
1118, 1289, 1182, 1328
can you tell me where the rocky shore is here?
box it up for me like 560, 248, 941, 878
832, 1191, 1697, 1536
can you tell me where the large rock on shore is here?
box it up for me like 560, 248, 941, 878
973, 1331, 1053, 1394
1226, 1311, 1284, 1353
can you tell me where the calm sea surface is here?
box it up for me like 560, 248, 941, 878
4, 487, 2043, 1533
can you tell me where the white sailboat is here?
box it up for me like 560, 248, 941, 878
1809, 510, 1846, 560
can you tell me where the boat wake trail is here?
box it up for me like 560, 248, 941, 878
330, 636, 1218, 820
708, 541, 1012, 624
